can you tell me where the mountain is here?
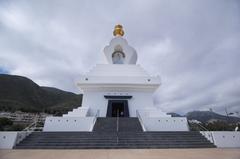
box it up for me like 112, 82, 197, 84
167, 111, 240, 124
186, 111, 240, 124
0, 74, 82, 114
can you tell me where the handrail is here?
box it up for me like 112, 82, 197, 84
16, 114, 41, 145
195, 122, 209, 131
116, 109, 119, 132
116, 109, 119, 144
22, 115, 40, 131
96, 109, 100, 117
22, 121, 36, 131
136, 110, 146, 131
188, 121, 215, 144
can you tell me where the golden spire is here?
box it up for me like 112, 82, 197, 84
113, 24, 124, 37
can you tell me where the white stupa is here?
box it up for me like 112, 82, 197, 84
43, 25, 188, 132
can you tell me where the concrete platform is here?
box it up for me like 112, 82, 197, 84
0, 149, 240, 159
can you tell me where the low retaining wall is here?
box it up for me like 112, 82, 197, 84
201, 131, 240, 148
0, 131, 31, 149
141, 117, 189, 131
0, 132, 18, 149
43, 116, 96, 131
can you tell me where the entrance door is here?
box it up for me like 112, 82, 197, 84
106, 100, 129, 117
112, 102, 124, 117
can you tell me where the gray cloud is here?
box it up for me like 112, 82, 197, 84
0, 0, 240, 115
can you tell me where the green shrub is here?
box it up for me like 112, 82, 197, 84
7, 124, 25, 131
0, 117, 13, 126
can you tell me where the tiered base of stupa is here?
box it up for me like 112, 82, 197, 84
43, 64, 189, 132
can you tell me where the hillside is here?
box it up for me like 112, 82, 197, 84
0, 74, 82, 114
167, 111, 240, 124
186, 111, 240, 124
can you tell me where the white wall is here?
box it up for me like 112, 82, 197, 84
138, 109, 170, 117
0, 131, 32, 149
128, 92, 155, 117
76, 63, 162, 118
141, 117, 189, 131
43, 117, 96, 132
201, 131, 240, 148
0, 132, 18, 149
81, 91, 108, 117
63, 107, 89, 117
81, 91, 162, 117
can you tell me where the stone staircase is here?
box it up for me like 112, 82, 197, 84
15, 117, 216, 149
93, 117, 143, 132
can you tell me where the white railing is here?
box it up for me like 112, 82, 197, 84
86, 107, 91, 116
189, 121, 215, 144
136, 110, 146, 131
15, 115, 42, 145
22, 120, 37, 131
15, 131, 32, 144
22, 114, 43, 131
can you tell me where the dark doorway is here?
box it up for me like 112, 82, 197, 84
112, 102, 124, 117
106, 100, 129, 117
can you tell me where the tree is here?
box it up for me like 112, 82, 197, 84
0, 117, 13, 126
8, 124, 25, 131
206, 121, 235, 131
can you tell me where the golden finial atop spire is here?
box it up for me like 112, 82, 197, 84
113, 24, 124, 37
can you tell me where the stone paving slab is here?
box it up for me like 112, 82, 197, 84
0, 148, 240, 159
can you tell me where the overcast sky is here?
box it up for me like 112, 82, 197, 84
0, 0, 240, 115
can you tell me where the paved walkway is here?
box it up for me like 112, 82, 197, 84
0, 149, 240, 159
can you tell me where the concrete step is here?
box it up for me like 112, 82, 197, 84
22, 138, 209, 142
15, 144, 216, 149
15, 118, 216, 149
93, 117, 143, 132
15, 132, 216, 149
